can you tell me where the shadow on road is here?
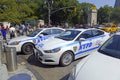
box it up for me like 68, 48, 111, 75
60, 73, 69, 80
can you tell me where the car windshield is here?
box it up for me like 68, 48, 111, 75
98, 35, 120, 59
55, 30, 81, 41
27, 29, 43, 37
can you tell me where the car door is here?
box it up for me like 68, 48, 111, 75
75, 30, 94, 59
91, 29, 105, 47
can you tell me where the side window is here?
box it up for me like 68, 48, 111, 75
52, 29, 64, 34
42, 29, 52, 35
80, 30, 93, 39
92, 30, 104, 36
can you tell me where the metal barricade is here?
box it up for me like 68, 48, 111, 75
6, 47, 18, 72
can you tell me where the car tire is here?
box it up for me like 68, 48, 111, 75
22, 43, 34, 55
59, 51, 74, 67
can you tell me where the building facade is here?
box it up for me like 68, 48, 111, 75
114, 0, 120, 8
87, 6, 97, 27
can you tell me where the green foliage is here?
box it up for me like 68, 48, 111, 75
0, 0, 38, 24
98, 5, 113, 24
0, 0, 97, 26
1, 0, 120, 26
111, 7, 120, 23
0, 0, 19, 23
49, 0, 79, 25
79, 2, 96, 24
15, 0, 37, 23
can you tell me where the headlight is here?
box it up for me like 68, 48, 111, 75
9, 41, 19, 45
44, 48, 61, 53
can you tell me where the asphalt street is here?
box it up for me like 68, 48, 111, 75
17, 53, 83, 80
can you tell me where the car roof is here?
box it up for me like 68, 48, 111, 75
66, 28, 102, 32
40, 27, 64, 30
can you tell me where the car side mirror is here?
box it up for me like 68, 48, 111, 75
79, 38, 86, 41
79, 38, 86, 44
38, 34, 44, 38
41, 32, 48, 36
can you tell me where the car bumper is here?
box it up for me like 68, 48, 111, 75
34, 48, 61, 65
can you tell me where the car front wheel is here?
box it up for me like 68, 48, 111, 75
22, 43, 34, 55
59, 51, 74, 67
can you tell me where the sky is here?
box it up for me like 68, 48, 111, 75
78, 0, 116, 9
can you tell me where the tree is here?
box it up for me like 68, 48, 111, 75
79, 3, 96, 25
15, 0, 37, 23
0, 0, 38, 24
98, 5, 113, 24
0, 0, 19, 23
49, 0, 79, 25
111, 7, 120, 23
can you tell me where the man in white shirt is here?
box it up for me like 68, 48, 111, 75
9, 26, 16, 39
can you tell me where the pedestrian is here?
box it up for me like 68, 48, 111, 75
19, 24, 23, 36
0, 23, 8, 40
15, 24, 20, 36
24, 24, 30, 35
9, 25, 16, 39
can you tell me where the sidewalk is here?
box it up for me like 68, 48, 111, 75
0, 36, 41, 80
0, 33, 45, 80
8, 60, 37, 80
1, 51, 38, 80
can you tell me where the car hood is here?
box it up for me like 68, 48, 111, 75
8, 36, 35, 43
75, 52, 120, 80
36, 37, 73, 50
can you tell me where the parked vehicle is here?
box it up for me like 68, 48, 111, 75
7, 27, 65, 55
34, 28, 110, 66
68, 32, 120, 80
100, 23, 118, 33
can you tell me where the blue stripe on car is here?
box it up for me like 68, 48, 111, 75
75, 45, 99, 56
18, 36, 49, 44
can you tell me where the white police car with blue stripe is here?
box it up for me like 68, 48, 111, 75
34, 28, 110, 66
7, 27, 64, 55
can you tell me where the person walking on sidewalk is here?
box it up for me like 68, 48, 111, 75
9, 25, 16, 39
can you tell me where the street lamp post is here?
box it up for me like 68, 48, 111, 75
45, 0, 53, 26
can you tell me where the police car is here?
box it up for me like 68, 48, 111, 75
7, 27, 65, 55
34, 28, 110, 66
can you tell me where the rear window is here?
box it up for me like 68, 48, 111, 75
27, 29, 42, 37
92, 30, 104, 36
98, 35, 120, 59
